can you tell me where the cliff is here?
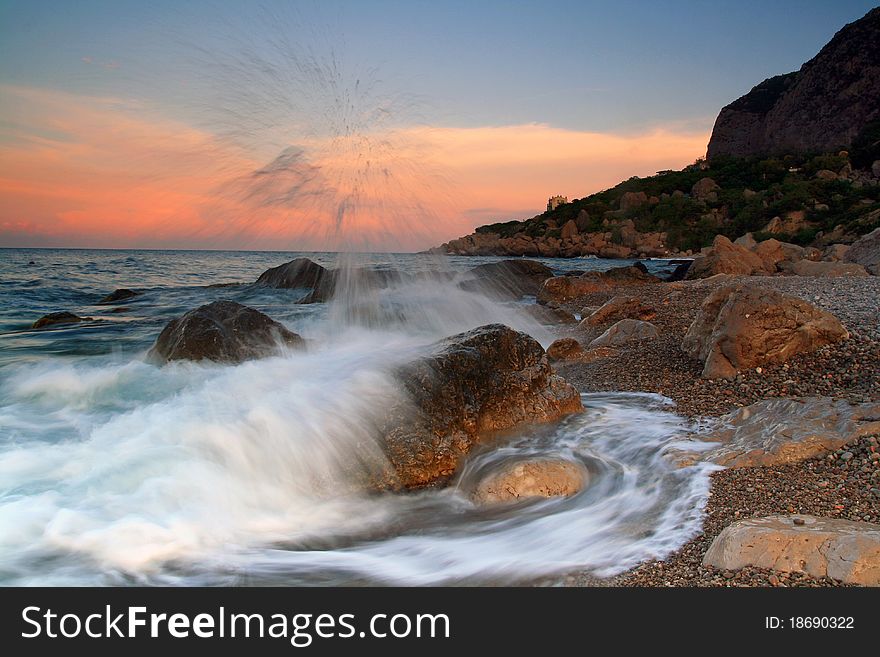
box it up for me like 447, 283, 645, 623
707, 7, 880, 160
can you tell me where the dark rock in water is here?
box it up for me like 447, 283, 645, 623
707, 7, 880, 159
296, 267, 402, 304
148, 300, 304, 364
381, 324, 583, 489
99, 289, 141, 304
255, 258, 327, 289
459, 259, 554, 299
666, 260, 693, 281
28, 261, 35, 265
32, 311, 87, 329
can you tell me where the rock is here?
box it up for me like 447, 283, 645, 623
522, 305, 577, 325
703, 515, 880, 585
666, 260, 693, 282
537, 265, 659, 304
779, 259, 869, 277
560, 219, 579, 239
547, 338, 584, 361
620, 191, 648, 212
687, 235, 768, 279
461, 259, 554, 299
575, 209, 592, 233
98, 289, 140, 304
32, 311, 86, 329
691, 177, 720, 201
754, 238, 805, 271
764, 211, 811, 236
844, 227, 880, 274
707, 8, 880, 159
815, 169, 839, 180
255, 257, 327, 289
580, 295, 656, 328
681, 285, 849, 379
148, 300, 304, 364
682, 397, 880, 467
742, 188, 758, 199
382, 324, 583, 488
588, 319, 658, 348
472, 459, 586, 505
733, 232, 757, 250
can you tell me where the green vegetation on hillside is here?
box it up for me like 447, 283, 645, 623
475, 152, 879, 253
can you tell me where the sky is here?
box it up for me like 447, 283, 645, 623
0, 0, 876, 251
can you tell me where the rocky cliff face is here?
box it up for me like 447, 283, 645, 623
707, 7, 880, 159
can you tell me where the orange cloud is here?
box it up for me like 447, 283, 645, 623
0, 85, 709, 251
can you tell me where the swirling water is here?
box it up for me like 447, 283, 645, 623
0, 248, 713, 585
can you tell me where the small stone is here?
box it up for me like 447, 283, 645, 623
793, 517, 806, 526
840, 451, 854, 461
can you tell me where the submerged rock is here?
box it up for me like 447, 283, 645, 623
459, 259, 554, 299
678, 397, 880, 468
472, 459, 587, 505
382, 324, 583, 489
588, 319, 658, 348
703, 515, 880, 585
682, 285, 849, 379
148, 300, 304, 364
32, 311, 86, 329
98, 288, 141, 304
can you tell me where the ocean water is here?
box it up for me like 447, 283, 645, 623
0, 248, 713, 585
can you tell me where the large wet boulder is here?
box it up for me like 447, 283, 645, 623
472, 459, 587, 505
255, 257, 327, 289
32, 311, 86, 329
703, 515, 880, 585
382, 324, 583, 488
98, 289, 141, 304
681, 285, 849, 379
844, 227, 880, 274
148, 300, 304, 364
588, 319, 658, 348
537, 264, 659, 304
677, 397, 880, 468
579, 295, 655, 328
460, 259, 554, 299
686, 235, 768, 279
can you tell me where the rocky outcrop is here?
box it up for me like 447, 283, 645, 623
32, 311, 87, 329
687, 235, 768, 279
98, 289, 141, 304
459, 259, 554, 299
537, 264, 660, 304
680, 397, 880, 468
703, 515, 880, 585
471, 459, 587, 505
681, 286, 849, 379
382, 324, 583, 488
707, 8, 880, 159
579, 295, 656, 328
844, 226, 880, 274
148, 300, 304, 364
546, 337, 584, 361
255, 257, 327, 289
588, 319, 658, 348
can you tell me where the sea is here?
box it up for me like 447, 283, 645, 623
0, 248, 713, 585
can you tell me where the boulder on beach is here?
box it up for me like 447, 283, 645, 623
546, 337, 584, 361
32, 311, 87, 329
822, 243, 850, 262
778, 259, 869, 277
681, 285, 849, 379
843, 227, 880, 274
537, 264, 659, 304
703, 515, 880, 585
382, 324, 583, 489
255, 257, 327, 289
472, 459, 587, 505
522, 304, 577, 325
678, 397, 880, 468
686, 235, 767, 279
148, 300, 304, 364
588, 319, 658, 348
98, 288, 141, 304
460, 259, 554, 299
753, 238, 805, 271
733, 232, 757, 250
580, 295, 656, 328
